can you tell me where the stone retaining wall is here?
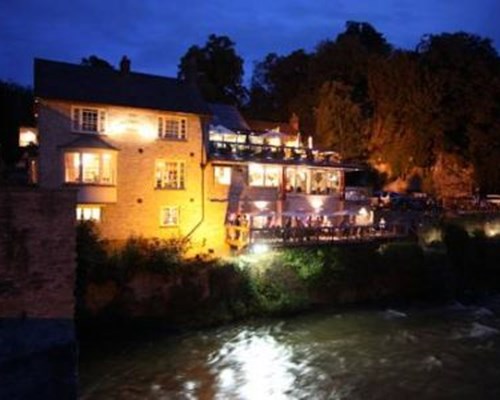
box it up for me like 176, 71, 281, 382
0, 187, 77, 399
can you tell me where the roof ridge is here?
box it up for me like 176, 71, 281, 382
34, 57, 182, 83
34, 58, 211, 115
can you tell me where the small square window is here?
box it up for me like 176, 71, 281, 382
214, 166, 231, 185
72, 107, 106, 133
158, 116, 187, 140
76, 206, 101, 221
160, 206, 179, 227
155, 160, 185, 189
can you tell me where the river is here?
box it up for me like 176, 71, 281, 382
79, 297, 500, 399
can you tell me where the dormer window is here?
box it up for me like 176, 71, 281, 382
158, 116, 187, 140
72, 107, 106, 133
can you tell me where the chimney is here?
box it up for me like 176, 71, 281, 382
119, 56, 131, 74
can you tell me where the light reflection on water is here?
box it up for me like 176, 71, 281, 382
213, 333, 296, 399
80, 297, 500, 400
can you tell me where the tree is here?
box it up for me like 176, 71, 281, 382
337, 21, 392, 56
0, 80, 34, 166
246, 23, 500, 192
247, 21, 391, 136
418, 32, 500, 190
247, 50, 311, 126
418, 33, 498, 153
310, 21, 391, 97
315, 81, 366, 158
367, 51, 441, 176
81, 55, 114, 69
178, 34, 246, 106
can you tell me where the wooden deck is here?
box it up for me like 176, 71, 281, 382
226, 224, 411, 251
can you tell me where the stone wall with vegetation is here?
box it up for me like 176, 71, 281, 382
0, 188, 76, 317
0, 188, 77, 399
77, 217, 500, 338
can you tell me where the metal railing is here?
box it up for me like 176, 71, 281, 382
225, 223, 410, 250
208, 141, 343, 167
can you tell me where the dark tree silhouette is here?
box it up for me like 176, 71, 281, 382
247, 50, 311, 126
0, 80, 34, 166
178, 34, 246, 106
81, 55, 114, 69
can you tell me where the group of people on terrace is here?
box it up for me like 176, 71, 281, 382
208, 133, 341, 166
225, 209, 395, 245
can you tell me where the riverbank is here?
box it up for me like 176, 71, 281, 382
76, 218, 500, 340
79, 295, 500, 399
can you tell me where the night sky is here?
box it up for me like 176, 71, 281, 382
1, 0, 499, 86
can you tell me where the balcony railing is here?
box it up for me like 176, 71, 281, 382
226, 223, 410, 251
208, 140, 345, 167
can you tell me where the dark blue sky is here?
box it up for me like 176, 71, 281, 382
1, 0, 499, 86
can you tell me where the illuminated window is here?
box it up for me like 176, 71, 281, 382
311, 169, 340, 194
214, 166, 231, 185
249, 164, 281, 187
76, 206, 101, 221
160, 206, 179, 227
155, 160, 185, 189
285, 167, 308, 193
72, 107, 106, 133
64, 152, 116, 185
19, 127, 38, 147
327, 170, 340, 193
158, 116, 187, 140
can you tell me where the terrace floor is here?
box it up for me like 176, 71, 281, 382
226, 224, 411, 251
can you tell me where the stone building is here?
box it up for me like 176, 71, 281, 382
35, 57, 367, 256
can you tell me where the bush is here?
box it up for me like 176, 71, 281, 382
109, 236, 187, 277
76, 222, 189, 307
247, 263, 310, 314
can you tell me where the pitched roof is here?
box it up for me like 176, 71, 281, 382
208, 103, 250, 131
34, 58, 211, 115
59, 134, 119, 151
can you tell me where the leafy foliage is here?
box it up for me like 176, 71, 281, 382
0, 80, 33, 165
247, 50, 311, 125
76, 221, 187, 284
81, 55, 114, 69
178, 34, 246, 106
315, 81, 366, 157
246, 23, 500, 192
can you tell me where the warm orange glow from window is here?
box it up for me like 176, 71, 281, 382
249, 164, 280, 187
65, 151, 116, 185
155, 160, 185, 189
76, 206, 101, 221
355, 207, 373, 226
214, 166, 231, 185
19, 127, 38, 147
160, 206, 179, 227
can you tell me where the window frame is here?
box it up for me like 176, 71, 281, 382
64, 151, 116, 186
214, 165, 232, 185
76, 205, 102, 222
248, 164, 281, 188
158, 116, 187, 140
155, 160, 186, 190
71, 106, 106, 134
160, 206, 180, 227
